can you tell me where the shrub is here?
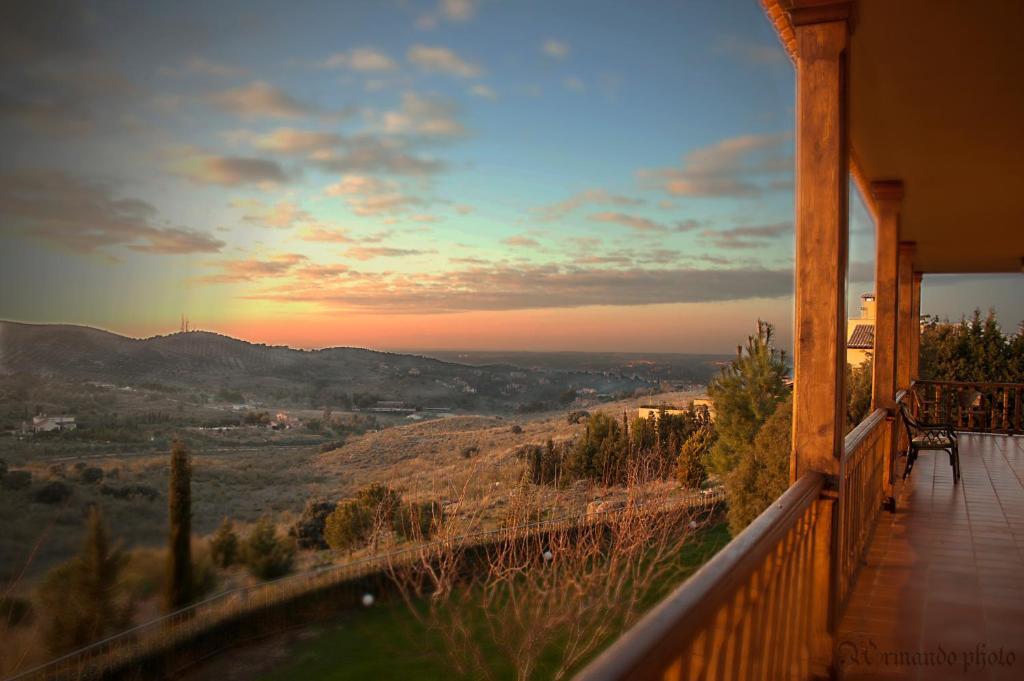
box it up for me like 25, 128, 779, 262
2, 470, 31, 490
318, 439, 346, 454
566, 410, 590, 425
510, 424, 523, 434
521, 440, 564, 486
356, 483, 402, 519
210, 517, 240, 568
190, 542, 219, 601
0, 458, 7, 479
564, 412, 628, 484
100, 484, 158, 501
847, 358, 873, 431
48, 463, 66, 479
289, 499, 335, 550
393, 500, 442, 541
37, 508, 133, 654
324, 484, 407, 552
676, 427, 713, 490
79, 467, 104, 484
33, 481, 72, 504
460, 445, 480, 459
324, 500, 373, 552
241, 516, 295, 580
725, 398, 792, 535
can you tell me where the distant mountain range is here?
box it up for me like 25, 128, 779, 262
0, 321, 724, 411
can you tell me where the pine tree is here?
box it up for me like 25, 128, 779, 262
707, 320, 789, 475
725, 398, 793, 535
166, 440, 192, 610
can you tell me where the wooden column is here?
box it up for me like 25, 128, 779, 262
870, 181, 902, 411
911, 272, 922, 381
789, 5, 851, 673
790, 4, 850, 484
896, 243, 916, 392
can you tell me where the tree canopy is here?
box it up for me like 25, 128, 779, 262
707, 321, 789, 475
920, 309, 1024, 383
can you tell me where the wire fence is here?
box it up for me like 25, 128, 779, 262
6, 487, 725, 681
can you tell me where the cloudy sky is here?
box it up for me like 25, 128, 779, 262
1, 0, 1020, 352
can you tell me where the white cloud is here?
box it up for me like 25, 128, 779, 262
323, 47, 397, 72
325, 175, 396, 196
177, 154, 289, 186
469, 84, 497, 101
639, 132, 792, 197
407, 45, 482, 78
252, 128, 344, 153
0, 170, 224, 255
534, 188, 645, 221
417, 0, 478, 29
563, 76, 585, 92
442, 0, 477, 21
208, 81, 318, 119
543, 39, 570, 59
233, 199, 313, 229
378, 92, 466, 137
324, 174, 423, 217
162, 56, 246, 79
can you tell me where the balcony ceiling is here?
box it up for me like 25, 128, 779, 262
764, 0, 1024, 274
849, 0, 1024, 274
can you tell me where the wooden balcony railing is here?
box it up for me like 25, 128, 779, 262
912, 380, 1023, 434
575, 409, 895, 681
835, 409, 890, 615
575, 472, 832, 681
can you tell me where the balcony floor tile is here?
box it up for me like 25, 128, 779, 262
837, 434, 1024, 680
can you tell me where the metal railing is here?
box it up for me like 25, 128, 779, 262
835, 408, 889, 616
575, 473, 832, 681
6, 488, 724, 681
913, 380, 1023, 434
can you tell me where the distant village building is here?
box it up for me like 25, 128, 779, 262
846, 293, 876, 366
32, 415, 76, 433
637, 406, 688, 420
637, 399, 715, 422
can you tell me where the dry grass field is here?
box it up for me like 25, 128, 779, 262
0, 389, 706, 677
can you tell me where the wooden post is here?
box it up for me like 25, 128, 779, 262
789, 3, 851, 676
911, 272, 922, 381
870, 181, 902, 412
790, 5, 850, 485
896, 243, 916, 392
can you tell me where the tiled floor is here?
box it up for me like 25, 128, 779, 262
837, 434, 1024, 680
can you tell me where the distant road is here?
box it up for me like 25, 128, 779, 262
44, 442, 314, 463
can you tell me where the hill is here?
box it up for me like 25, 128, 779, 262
0, 321, 716, 414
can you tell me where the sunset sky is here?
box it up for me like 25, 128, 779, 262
1, 0, 1020, 353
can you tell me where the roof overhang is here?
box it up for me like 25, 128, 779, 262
762, 0, 1024, 274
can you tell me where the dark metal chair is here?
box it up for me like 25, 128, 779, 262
897, 391, 960, 483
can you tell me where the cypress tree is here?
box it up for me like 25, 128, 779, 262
166, 439, 192, 610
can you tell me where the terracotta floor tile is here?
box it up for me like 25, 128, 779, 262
837, 436, 1024, 680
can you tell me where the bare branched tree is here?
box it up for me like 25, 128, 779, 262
387, 454, 709, 680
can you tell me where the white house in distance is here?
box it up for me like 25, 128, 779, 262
846, 293, 876, 366
638, 398, 716, 422
31, 415, 76, 432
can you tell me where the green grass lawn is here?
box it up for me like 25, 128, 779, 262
259, 522, 731, 681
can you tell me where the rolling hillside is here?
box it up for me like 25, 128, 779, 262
0, 321, 669, 411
